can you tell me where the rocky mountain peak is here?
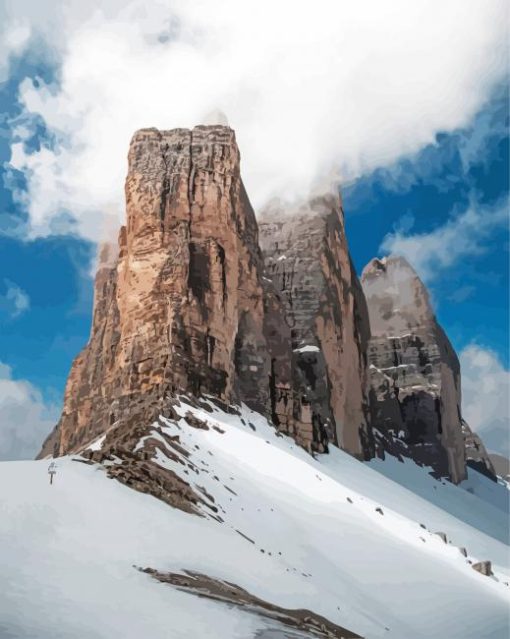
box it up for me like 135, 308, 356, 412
38, 125, 371, 461
361, 255, 435, 337
259, 194, 372, 458
39, 124, 273, 457
362, 254, 494, 483
37, 123, 494, 487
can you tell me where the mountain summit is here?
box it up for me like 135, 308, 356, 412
38, 125, 372, 462
362, 256, 494, 483
39, 125, 493, 490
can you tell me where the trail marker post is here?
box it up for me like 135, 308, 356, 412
48, 461, 57, 485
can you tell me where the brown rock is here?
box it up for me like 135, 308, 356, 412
39, 126, 280, 457
259, 196, 372, 458
140, 568, 363, 638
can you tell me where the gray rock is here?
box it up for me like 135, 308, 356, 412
361, 256, 483, 484
472, 561, 493, 576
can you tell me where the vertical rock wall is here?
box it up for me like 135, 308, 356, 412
39, 126, 286, 457
259, 196, 372, 457
361, 256, 468, 483
38, 125, 372, 462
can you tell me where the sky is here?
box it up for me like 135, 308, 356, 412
0, 0, 508, 460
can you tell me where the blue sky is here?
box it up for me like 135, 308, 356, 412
344, 85, 509, 367
0, 1, 508, 459
0, 52, 94, 403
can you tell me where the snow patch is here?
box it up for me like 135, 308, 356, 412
294, 345, 320, 353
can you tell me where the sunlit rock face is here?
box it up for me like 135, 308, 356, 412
259, 196, 373, 458
37, 125, 375, 461
39, 125, 293, 457
361, 256, 469, 483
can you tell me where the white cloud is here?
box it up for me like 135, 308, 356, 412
460, 344, 510, 458
0, 362, 57, 461
4, 0, 508, 241
0, 279, 30, 318
380, 202, 508, 282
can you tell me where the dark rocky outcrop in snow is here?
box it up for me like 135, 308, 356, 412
472, 561, 493, 577
361, 256, 494, 484
140, 567, 363, 638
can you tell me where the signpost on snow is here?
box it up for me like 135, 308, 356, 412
48, 461, 57, 485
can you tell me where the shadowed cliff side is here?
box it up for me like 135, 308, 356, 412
259, 197, 373, 459
361, 256, 495, 484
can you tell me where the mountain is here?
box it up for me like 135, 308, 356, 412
39, 125, 277, 457
259, 197, 372, 457
361, 256, 495, 484
37, 124, 497, 484
23, 123, 509, 638
38, 125, 373, 461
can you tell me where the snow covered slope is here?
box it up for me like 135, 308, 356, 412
1, 399, 509, 639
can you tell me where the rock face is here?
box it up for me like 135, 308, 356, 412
361, 256, 470, 483
39, 126, 291, 457
259, 198, 372, 457
39, 125, 369, 460
36, 123, 494, 489
472, 561, 493, 577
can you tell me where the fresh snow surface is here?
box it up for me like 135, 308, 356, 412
1, 400, 509, 639
87, 433, 106, 451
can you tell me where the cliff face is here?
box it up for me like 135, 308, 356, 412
259, 197, 372, 458
36, 123, 494, 488
462, 420, 496, 479
361, 256, 474, 483
39, 125, 371, 461
39, 126, 292, 457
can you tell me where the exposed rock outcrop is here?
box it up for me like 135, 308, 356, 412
361, 256, 494, 484
259, 198, 372, 457
472, 561, 493, 577
140, 568, 363, 638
